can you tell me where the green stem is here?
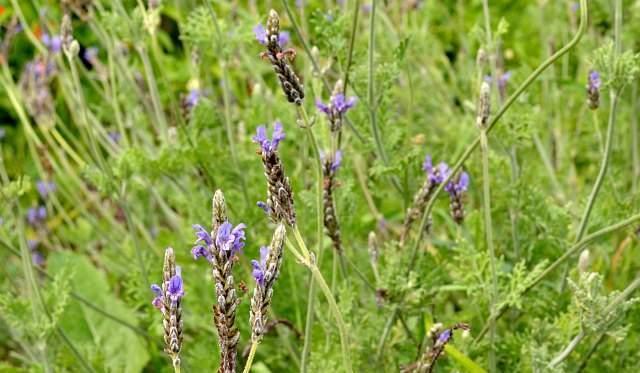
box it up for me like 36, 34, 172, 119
243, 342, 258, 373
480, 131, 498, 373
548, 330, 586, 368
292, 227, 352, 373
575, 92, 619, 241
297, 106, 325, 373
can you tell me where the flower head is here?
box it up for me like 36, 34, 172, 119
254, 24, 289, 47
36, 180, 56, 199
41, 33, 62, 54
588, 70, 601, 90
150, 283, 163, 309
252, 122, 285, 153
437, 329, 453, 345
587, 70, 601, 110
215, 221, 247, 255
445, 172, 469, 195
191, 224, 213, 262
316, 94, 357, 118
423, 155, 450, 185
251, 246, 270, 286
167, 267, 184, 304
26, 206, 47, 226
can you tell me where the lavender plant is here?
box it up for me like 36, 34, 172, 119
4, 0, 640, 372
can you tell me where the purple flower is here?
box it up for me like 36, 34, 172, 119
498, 71, 511, 91
257, 201, 271, 215
215, 222, 247, 255
184, 88, 202, 109
252, 122, 285, 153
167, 267, 184, 304
316, 94, 357, 118
150, 284, 163, 310
423, 155, 450, 185
254, 24, 289, 47
32, 250, 45, 266
251, 246, 270, 285
331, 150, 343, 172
42, 33, 62, 54
26, 206, 47, 226
36, 180, 56, 199
445, 172, 470, 195
108, 131, 121, 144
588, 70, 601, 90
191, 224, 213, 261
437, 329, 452, 344
83, 46, 99, 63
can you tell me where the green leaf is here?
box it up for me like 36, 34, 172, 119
48, 252, 150, 372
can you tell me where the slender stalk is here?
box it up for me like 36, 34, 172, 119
292, 226, 352, 373
575, 92, 620, 241
480, 130, 498, 373
342, 0, 361, 97
548, 331, 585, 368
297, 105, 325, 373
474, 213, 640, 342
243, 342, 258, 373
632, 83, 639, 193
576, 332, 607, 372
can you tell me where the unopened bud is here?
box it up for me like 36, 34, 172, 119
578, 249, 590, 272
476, 81, 491, 129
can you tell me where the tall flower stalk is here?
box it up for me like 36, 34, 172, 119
150, 247, 184, 372
191, 190, 246, 373
243, 224, 287, 373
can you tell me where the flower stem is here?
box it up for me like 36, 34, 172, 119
480, 130, 498, 373
296, 106, 325, 373
548, 331, 585, 368
575, 91, 619, 241
242, 342, 258, 373
292, 226, 352, 373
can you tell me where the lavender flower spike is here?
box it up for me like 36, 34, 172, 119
401, 155, 450, 243
151, 247, 183, 369
316, 81, 357, 132
254, 122, 296, 226
445, 172, 470, 224
587, 69, 601, 110
250, 224, 287, 342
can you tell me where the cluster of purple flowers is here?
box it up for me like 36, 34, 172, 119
150, 267, 185, 312
191, 221, 247, 262
36, 180, 56, 199
252, 122, 285, 154
253, 24, 289, 48
316, 92, 357, 132
26, 206, 47, 226
41, 33, 62, 54
422, 155, 469, 197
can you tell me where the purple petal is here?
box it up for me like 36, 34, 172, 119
152, 296, 163, 310
257, 201, 271, 215
316, 100, 331, 115
278, 31, 290, 47
331, 150, 343, 172
253, 24, 267, 45
150, 284, 163, 297
437, 329, 452, 344
422, 155, 433, 173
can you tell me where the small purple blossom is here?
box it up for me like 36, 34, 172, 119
215, 222, 247, 255
83, 46, 99, 63
41, 33, 62, 54
257, 201, 271, 215
251, 246, 270, 286
252, 122, 285, 153
423, 155, 450, 185
26, 206, 47, 226
191, 224, 213, 261
254, 24, 289, 47
588, 70, 601, 90
36, 180, 56, 199
184, 88, 202, 110
150, 284, 163, 309
316, 94, 357, 118
331, 150, 343, 172
108, 131, 121, 144
167, 267, 184, 304
32, 250, 45, 266
437, 329, 453, 344
445, 172, 470, 195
